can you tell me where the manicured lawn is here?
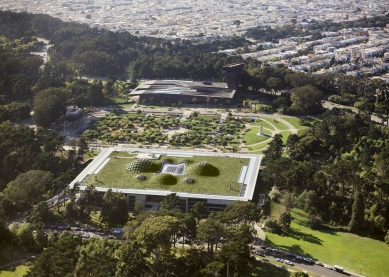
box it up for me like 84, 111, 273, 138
271, 119, 289, 130
250, 141, 272, 151
243, 128, 272, 145
279, 131, 291, 143
84, 155, 250, 196
0, 264, 30, 277
250, 119, 275, 131
281, 117, 320, 130
264, 208, 389, 277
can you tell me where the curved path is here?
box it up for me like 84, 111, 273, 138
242, 116, 297, 153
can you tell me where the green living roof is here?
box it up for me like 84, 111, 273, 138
83, 152, 249, 196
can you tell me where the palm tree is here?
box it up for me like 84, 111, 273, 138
142, 99, 146, 105
226, 100, 230, 105
206, 95, 211, 107
192, 97, 197, 106
172, 102, 177, 108
161, 100, 165, 106
214, 98, 218, 105
178, 101, 182, 108
149, 97, 154, 103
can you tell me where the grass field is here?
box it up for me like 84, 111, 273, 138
249, 141, 272, 151
84, 154, 250, 196
281, 117, 319, 130
279, 131, 291, 143
264, 206, 389, 277
243, 128, 272, 145
250, 119, 275, 131
271, 120, 289, 130
0, 264, 30, 277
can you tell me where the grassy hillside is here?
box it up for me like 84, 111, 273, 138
264, 204, 389, 277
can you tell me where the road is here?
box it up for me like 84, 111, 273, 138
252, 248, 363, 277
322, 100, 385, 125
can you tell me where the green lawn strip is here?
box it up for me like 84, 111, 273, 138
279, 131, 291, 144
249, 140, 272, 151
265, 208, 389, 277
269, 202, 286, 218
0, 264, 30, 277
271, 120, 289, 131
84, 156, 249, 196
250, 119, 275, 131
249, 150, 264, 154
280, 117, 319, 130
243, 128, 272, 145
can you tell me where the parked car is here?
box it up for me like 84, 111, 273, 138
284, 260, 293, 266
333, 265, 344, 272
315, 261, 323, 266
324, 265, 333, 270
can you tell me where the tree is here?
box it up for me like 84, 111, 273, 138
115, 240, 149, 276
223, 201, 261, 226
100, 189, 129, 225
290, 85, 323, 114
133, 199, 144, 216
33, 87, 67, 128
268, 186, 280, 201
197, 216, 226, 253
25, 231, 82, 277
159, 193, 180, 212
30, 201, 58, 225
206, 95, 211, 107
2, 170, 54, 214
348, 191, 365, 232
263, 134, 284, 163
80, 185, 99, 217
214, 98, 218, 105
75, 239, 120, 277
192, 97, 197, 105
283, 191, 294, 211
190, 202, 208, 225
134, 215, 179, 267
218, 223, 252, 276
307, 214, 322, 229
278, 210, 292, 233
16, 223, 46, 252
266, 77, 283, 93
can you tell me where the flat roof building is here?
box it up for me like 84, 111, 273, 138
69, 147, 262, 212
129, 79, 236, 104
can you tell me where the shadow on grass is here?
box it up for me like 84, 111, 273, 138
286, 227, 323, 245
265, 238, 315, 258
245, 259, 290, 277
